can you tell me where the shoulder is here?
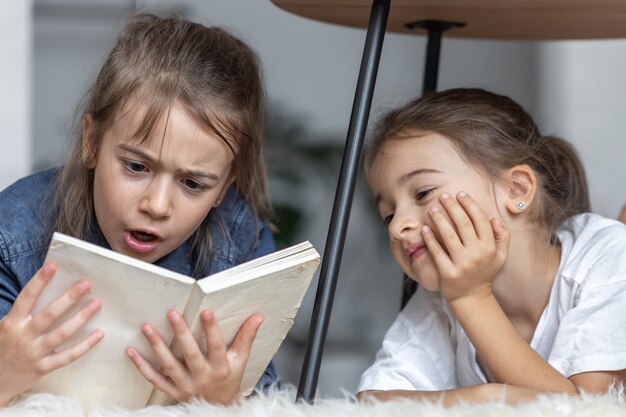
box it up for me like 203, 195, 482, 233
556, 213, 626, 288
359, 286, 458, 391
396, 286, 452, 336
0, 168, 59, 260
209, 185, 274, 269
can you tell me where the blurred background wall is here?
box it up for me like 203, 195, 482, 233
2, 0, 625, 399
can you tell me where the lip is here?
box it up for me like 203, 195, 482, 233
406, 242, 428, 262
124, 229, 162, 254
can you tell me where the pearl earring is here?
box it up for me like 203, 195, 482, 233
214, 198, 222, 208
516, 201, 526, 210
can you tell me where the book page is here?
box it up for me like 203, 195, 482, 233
188, 245, 320, 395
28, 233, 196, 410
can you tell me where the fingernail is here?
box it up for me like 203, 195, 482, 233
430, 206, 439, 213
143, 325, 154, 336
88, 299, 101, 311
169, 310, 180, 322
422, 225, 431, 234
95, 329, 104, 339
78, 281, 91, 292
43, 263, 55, 276
458, 191, 467, 198
441, 193, 450, 200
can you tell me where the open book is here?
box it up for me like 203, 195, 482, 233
28, 232, 320, 410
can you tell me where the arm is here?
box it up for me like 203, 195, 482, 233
423, 192, 624, 395
449, 294, 578, 393
359, 383, 571, 406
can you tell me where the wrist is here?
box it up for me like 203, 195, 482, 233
446, 284, 494, 311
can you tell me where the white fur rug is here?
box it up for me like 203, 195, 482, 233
2, 386, 625, 417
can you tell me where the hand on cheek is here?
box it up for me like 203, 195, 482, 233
126, 309, 263, 405
421, 192, 509, 303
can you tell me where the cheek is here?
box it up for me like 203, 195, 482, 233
174, 197, 214, 232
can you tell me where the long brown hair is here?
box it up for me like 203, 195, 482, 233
50, 13, 269, 276
365, 88, 590, 238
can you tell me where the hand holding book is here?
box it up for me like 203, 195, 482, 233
125, 308, 263, 405
24, 233, 320, 410
0, 263, 104, 407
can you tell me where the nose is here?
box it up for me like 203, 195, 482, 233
138, 177, 173, 219
388, 206, 420, 241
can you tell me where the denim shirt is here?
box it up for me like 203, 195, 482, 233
0, 168, 278, 390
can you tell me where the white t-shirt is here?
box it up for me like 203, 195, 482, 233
358, 213, 626, 391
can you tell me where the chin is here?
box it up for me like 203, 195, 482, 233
409, 272, 440, 292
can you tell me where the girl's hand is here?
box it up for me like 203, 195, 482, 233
422, 192, 509, 303
126, 309, 263, 405
0, 263, 104, 406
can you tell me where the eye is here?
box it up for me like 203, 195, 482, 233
381, 213, 394, 226
182, 178, 208, 192
123, 160, 147, 173
416, 188, 436, 201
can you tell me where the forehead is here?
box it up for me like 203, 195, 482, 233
112, 95, 238, 152
370, 132, 467, 179
109, 100, 235, 165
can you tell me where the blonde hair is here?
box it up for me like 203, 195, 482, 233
50, 13, 269, 276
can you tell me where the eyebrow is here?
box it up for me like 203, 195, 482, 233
374, 168, 442, 204
398, 168, 442, 185
118, 144, 220, 181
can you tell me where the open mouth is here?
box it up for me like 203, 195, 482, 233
130, 230, 158, 242
124, 230, 161, 254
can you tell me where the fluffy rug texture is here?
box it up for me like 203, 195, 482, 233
2, 386, 625, 417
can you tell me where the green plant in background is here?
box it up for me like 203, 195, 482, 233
263, 103, 344, 249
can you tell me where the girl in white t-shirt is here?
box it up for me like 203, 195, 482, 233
358, 88, 626, 405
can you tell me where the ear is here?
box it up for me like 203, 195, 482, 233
81, 113, 98, 169
502, 164, 537, 215
214, 175, 235, 208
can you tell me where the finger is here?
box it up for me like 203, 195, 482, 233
491, 218, 510, 260
42, 298, 102, 351
201, 310, 228, 367
30, 279, 93, 335
167, 310, 209, 378
429, 206, 464, 259
141, 323, 190, 389
126, 347, 180, 399
421, 225, 454, 272
457, 192, 494, 243
228, 314, 263, 364
439, 193, 480, 246
10, 263, 56, 317
39, 329, 104, 373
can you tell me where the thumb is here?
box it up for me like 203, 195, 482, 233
229, 314, 263, 363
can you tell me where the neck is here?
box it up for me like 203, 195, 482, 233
491, 226, 561, 333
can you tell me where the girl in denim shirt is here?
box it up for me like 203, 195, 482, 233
0, 13, 277, 406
